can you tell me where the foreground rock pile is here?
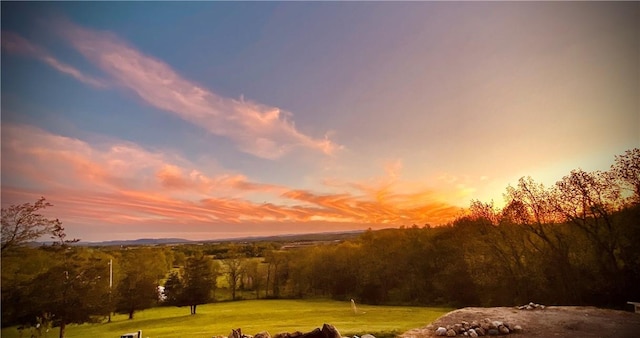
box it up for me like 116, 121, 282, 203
220, 324, 374, 338
434, 319, 523, 337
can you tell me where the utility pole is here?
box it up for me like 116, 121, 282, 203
108, 259, 113, 323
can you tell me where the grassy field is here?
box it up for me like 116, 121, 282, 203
1, 299, 451, 338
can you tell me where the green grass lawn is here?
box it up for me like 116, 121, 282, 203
1, 299, 451, 338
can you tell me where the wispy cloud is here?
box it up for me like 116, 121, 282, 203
1, 31, 108, 88
51, 19, 341, 159
1, 123, 277, 196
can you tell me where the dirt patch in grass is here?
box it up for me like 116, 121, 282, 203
399, 306, 640, 338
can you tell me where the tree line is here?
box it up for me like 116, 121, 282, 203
271, 149, 640, 307
2, 148, 638, 337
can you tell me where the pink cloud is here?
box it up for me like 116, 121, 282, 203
52, 20, 341, 159
1, 31, 108, 88
2, 124, 460, 240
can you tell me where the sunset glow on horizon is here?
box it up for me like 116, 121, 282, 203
2, 2, 638, 242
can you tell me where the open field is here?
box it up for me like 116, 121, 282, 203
1, 299, 451, 338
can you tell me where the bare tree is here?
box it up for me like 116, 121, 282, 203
1, 197, 61, 252
611, 148, 640, 204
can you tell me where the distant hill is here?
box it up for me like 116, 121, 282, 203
76, 230, 366, 247
80, 238, 193, 246
203, 229, 365, 244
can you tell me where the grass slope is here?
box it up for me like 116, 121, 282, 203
2, 299, 451, 338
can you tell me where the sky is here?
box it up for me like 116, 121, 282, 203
1, 2, 638, 242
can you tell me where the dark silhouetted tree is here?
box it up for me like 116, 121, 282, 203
1, 197, 61, 252
611, 148, 640, 203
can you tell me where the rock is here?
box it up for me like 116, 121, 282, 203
475, 327, 485, 336
480, 323, 490, 331
512, 325, 523, 333
498, 325, 509, 335
446, 329, 456, 337
255, 332, 271, 338
322, 324, 342, 338
282, 331, 304, 338
487, 329, 499, 336
468, 329, 478, 338
230, 329, 243, 338
300, 328, 323, 338
470, 321, 480, 329
454, 323, 464, 333
361, 335, 375, 338
435, 327, 447, 336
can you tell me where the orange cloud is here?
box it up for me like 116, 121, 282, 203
50, 19, 341, 160
2, 123, 461, 240
281, 188, 459, 226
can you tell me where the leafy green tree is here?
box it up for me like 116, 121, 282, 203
114, 249, 167, 319
163, 271, 185, 306
1, 246, 58, 326
182, 253, 218, 314
243, 258, 267, 298
221, 247, 246, 300
27, 247, 111, 338
1, 197, 61, 252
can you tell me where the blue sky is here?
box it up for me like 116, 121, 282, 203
2, 2, 638, 241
